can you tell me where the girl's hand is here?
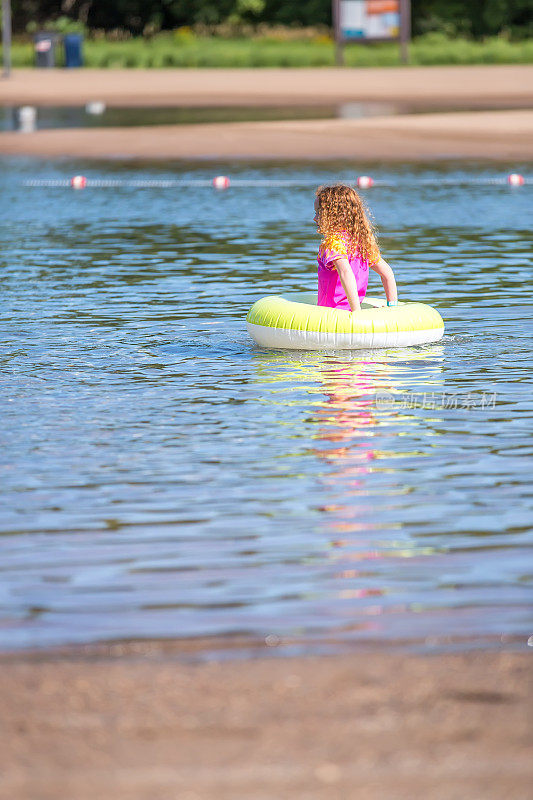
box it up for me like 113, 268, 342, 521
333, 258, 361, 313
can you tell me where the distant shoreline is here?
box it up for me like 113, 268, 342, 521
1, 66, 532, 162
2, 65, 532, 108
1, 109, 532, 162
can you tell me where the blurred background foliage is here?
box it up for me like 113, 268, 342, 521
10, 0, 533, 39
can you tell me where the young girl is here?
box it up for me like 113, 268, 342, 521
314, 184, 398, 313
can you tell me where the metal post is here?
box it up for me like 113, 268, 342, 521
332, 0, 344, 67
2, 0, 12, 78
400, 0, 411, 65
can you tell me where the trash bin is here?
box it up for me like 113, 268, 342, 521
34, 32, 59, 68
64, 34, 83, 68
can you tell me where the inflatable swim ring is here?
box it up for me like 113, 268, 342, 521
246, 293, 444, 350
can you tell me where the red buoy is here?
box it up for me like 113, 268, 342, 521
507, 173, 524, 186
213, 175, 230, 190
357, 175, 374, 189
70, 175, 87, 189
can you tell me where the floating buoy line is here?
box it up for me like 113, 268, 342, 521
23, 173, 527, 190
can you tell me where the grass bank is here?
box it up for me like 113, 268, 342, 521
5, 31, 533, 69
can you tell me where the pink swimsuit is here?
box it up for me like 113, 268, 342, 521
317, 231, 372, 310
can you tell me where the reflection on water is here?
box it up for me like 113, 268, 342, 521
0, 158, 531, 653
2, 100, 528, 132
252, 348, 446, 642
0, 104, 340, 132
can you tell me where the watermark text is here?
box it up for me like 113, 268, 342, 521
375, 391, 497, 411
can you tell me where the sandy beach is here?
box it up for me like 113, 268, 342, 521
3, 65, 533, 107
1, 642, 531, 800
1, 65, 532, 161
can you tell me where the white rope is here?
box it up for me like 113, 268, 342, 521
23, 176, 527, 189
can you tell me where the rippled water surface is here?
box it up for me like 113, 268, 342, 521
1, 158, 531, 653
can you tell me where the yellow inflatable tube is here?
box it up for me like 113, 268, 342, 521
246, 293, 444, 350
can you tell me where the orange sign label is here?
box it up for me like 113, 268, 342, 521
366, 0, 399, 14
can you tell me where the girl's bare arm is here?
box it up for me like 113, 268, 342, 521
370, 257, 398, 303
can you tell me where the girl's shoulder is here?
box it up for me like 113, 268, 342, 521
319, 229, 352, 256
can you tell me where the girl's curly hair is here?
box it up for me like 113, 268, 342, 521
315, 184, 380, 264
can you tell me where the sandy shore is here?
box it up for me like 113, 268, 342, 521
1, 66, 532, 161
2, 65, 533, 108
2, 109, 532, 161
1, 643, 530, 799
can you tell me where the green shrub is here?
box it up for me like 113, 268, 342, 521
2, 31, 533, 69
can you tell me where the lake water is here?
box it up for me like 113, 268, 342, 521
0, 158, 531, 655
2, 101, 526, 132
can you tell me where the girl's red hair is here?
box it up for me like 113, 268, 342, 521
315, 184, 380, 264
